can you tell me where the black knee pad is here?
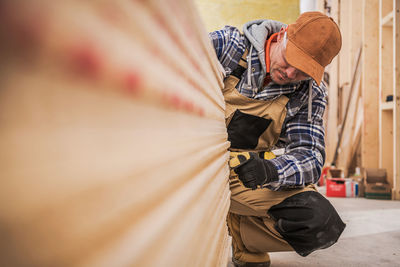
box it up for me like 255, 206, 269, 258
268, 191, 346, 256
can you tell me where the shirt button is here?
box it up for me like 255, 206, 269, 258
252, 67, 256, 72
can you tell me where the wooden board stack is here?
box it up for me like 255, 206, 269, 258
0, 0, 230, 266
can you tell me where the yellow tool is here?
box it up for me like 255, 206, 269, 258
229, 151, 275, 169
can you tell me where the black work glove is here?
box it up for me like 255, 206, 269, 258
229, 152, 278, 190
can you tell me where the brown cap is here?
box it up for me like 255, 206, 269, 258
285, 11, 342, 85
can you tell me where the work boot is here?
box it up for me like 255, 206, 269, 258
232, 257, 271, 267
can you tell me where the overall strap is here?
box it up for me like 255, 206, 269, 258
230, 49, 248, 79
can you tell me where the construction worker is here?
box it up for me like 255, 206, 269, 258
209, 12, 346, 266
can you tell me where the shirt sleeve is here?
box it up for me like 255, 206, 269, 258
208, 26, 246, 74
267, 82, 327, 190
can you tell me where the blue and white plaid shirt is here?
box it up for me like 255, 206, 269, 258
210, 26, 327, 190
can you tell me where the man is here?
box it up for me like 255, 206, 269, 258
209, 12, 346, 267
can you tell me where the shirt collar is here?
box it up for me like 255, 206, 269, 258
265, 32, 279, 74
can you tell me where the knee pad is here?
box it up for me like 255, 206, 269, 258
268, 191, 345, 256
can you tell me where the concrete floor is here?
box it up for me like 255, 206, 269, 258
227, 187, 400, 267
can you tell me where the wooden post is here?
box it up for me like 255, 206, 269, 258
351, 1, 363, 71
339, 0, 352, 124
325, 0, 340, 164
393, 0, 400, 199
361, 0, 380, 169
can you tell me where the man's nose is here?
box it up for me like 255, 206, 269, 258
285, 66, 298, 79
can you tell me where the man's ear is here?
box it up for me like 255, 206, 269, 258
276, 27, 286, 42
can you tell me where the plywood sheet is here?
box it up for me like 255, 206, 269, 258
0, 1, 230, 266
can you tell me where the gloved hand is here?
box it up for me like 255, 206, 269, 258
229, 152, 278, 190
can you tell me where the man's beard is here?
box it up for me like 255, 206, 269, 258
270, 68, 291, 85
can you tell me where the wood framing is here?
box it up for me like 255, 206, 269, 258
322, 0, 398, 200
335, 48, 363, 173
378, 0, 399, 200
393, 0, 400, 199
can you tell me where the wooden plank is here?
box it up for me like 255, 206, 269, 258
381, 101, 395, 110
379, 0, 384, 170
382, 0, 394, 17
380, 109, 394, 188
381, 10, 394, 26
351, 0, 363, 70
325, 0, 340, 164
379, 0, 394, 194
393, 0, 400, 199
332, 47, 362, 168
348, 103, 363, 174
381, 26, 394, 99
361, 0, 380, 169
336, 54, 362, 174
350, 97, 364, 163
339, 0, 352, 123
0, 0, 230, 266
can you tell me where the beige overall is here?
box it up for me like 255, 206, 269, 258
223, 54, 317, 263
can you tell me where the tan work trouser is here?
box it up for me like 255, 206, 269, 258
227, 173, 317, 263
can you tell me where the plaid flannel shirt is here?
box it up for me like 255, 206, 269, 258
210, 26, 327, 190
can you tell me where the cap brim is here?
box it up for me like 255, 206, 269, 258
285, 40, 324, 85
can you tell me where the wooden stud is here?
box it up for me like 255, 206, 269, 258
325, 0, 340, 164
393, 0, 400, 199
361, 0, 380, 169
339, 0, 352, 124
336, 49, 363, 174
